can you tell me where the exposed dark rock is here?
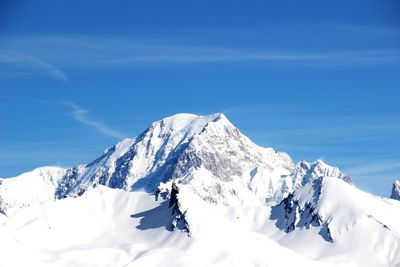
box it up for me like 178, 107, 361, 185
270, 177, 334, 242
168, 183, 189, 233
391, 180, 400, 201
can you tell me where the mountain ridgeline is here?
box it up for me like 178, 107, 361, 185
0, 113, 351, 216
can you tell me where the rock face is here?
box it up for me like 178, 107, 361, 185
271, 177, 334, 242
0, 113, 351, 215
391, 180, 400, 201
168, 182, 189, 232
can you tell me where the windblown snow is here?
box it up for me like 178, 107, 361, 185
0, 113, 399, 267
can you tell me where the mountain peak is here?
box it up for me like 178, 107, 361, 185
153, 113, 230, 133
162, 112, 225, 121
53, 112, 245, 198
391, 180, 400, 200
293, 159, 352, 187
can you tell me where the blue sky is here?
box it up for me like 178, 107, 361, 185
1, 0, 400, 196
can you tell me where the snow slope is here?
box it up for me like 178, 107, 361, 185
0, 186, 332, 267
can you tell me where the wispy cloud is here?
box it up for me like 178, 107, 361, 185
1, 33, 399, 81
63, 101, 127, 139
0, 52, 68, 81
1, 35, 399, 69
322, 23, 400, 36
101, 48, 400, 65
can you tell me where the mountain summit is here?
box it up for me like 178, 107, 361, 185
55, 112, 294, 205
0, 113, 349, 216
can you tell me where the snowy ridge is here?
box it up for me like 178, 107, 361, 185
0, 167, 66, 216
270, 176, 400, 266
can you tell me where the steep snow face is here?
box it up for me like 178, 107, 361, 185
0, 167, 66, 216
56, 113, 295, 206
391, 180, 400, 200
270, 176, 400, 267
55, 137, 137, 198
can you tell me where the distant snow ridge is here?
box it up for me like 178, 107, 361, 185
269, 160, 352, 240
293, 160, 351, 187
391, 180, 400, 200
0, 167, 66, 216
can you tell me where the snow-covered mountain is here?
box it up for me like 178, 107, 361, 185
1, 113, 399, 267
1, 113, 350, 215
391, 180, 400, 200
54, 113, 296, 207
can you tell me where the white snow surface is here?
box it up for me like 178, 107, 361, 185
0, 167, 66, 216
1, 113, 398, 267
264, 176, 400, 267
0, 185, 334, 267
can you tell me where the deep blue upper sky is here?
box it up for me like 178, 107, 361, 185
1, 0, 400, 196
